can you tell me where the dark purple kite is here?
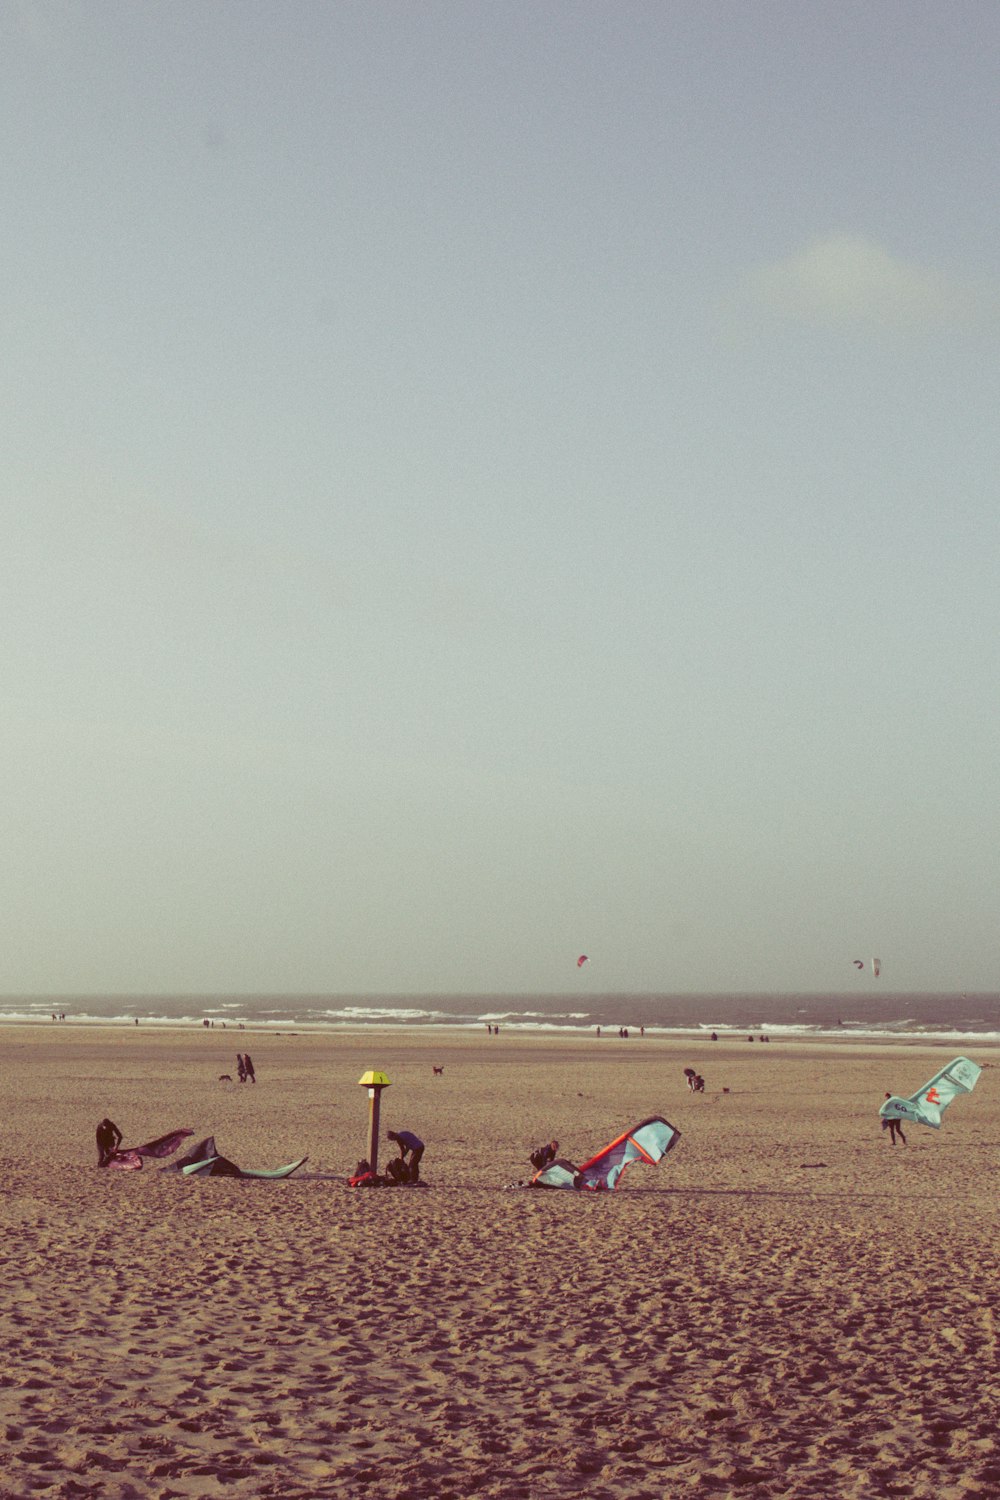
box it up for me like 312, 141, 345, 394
103, 1129, 194, 1171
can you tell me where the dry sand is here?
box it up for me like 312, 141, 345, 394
2, 1025, 998, 1500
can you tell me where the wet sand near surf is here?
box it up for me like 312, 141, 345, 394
2, 1025, 998, 1500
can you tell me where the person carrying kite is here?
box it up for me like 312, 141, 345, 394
881, 1093, 906, 1146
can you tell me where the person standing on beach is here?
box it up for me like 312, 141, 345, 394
387, 1129, 424, 1181
243, 1054, 256, 1084
96, 1119, 122, 1166
882, 1094, 906, 1147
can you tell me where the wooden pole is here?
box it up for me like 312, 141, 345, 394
358, 1071, 390, 1177
367, 1086, 382, 1176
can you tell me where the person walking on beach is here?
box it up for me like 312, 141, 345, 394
236, 1054, 247, 1083
243, 1053, 256, 1084
96, 1118, 122, 1166
387, 1129, 424, 1181
882, 1094, 906, 1147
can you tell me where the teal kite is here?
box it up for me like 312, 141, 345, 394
879, 1056, 981, 1131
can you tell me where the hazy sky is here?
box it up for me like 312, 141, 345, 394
4, 2, 998, 995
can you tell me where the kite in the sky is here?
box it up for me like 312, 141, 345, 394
853, 960, 864, 970
577, 954, 589, 968
872, 957, 881, 977
529, 1116, 680, 1191
879, 1056, 981, 1131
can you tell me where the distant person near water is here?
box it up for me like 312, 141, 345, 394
387, 1129, 424, 1181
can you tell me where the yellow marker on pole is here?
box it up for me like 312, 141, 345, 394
358, 1071, 391, 1176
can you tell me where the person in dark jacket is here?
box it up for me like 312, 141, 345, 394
529, 1140, 559, 1171
96, 1118, 122, 1166
386, 1129, 424, 1180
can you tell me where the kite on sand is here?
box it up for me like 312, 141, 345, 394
100, 1128, 193, 1170
528, 1116, 680, 1191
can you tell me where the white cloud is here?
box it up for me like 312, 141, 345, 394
742, 234, 998, 330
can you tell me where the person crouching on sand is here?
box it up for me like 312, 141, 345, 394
387, 1129, 424, 1181
96, 1119, 122, 1166
529, 1141, 559, 1171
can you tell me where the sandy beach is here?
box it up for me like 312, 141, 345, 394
2, 1025, 998, 1499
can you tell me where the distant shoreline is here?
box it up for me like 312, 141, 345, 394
3, 1019, 998, 1058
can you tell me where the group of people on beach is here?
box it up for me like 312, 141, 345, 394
93, 1026, 920, 1187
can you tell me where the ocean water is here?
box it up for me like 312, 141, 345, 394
4, 992, 1000, 1044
